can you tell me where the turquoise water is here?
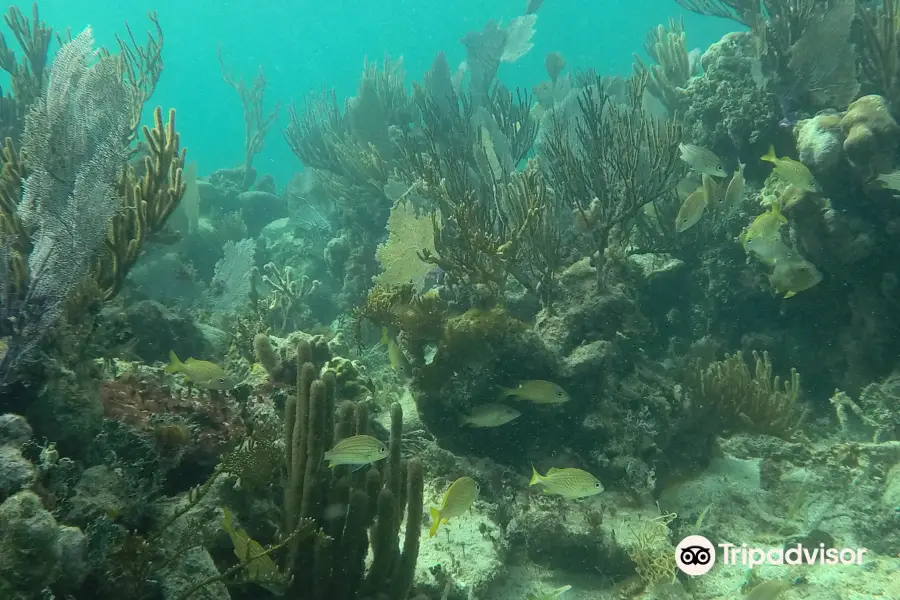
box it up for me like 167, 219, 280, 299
16, 0, 733, 186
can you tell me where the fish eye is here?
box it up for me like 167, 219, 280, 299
218, 378, 226, 384
594, 482, 602, 488
380, 445, 386, 453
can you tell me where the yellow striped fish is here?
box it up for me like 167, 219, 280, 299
222, 507, 278, 581
679, 143, 727, 177
429, 476, 479, 537
761, 146, 819, 192
324, 434, 388, 468
530, 466, 603, 499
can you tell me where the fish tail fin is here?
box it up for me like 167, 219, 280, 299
222, 506, 235, 532
458, 413, 470, 427
165, 350, 182, 374
761, 145, 777, 164
770, 202, 787, 222
529, 464, 542, 486
381, 327, 390, 346
429, 508, 441, 537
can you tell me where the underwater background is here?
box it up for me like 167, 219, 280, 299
1, 1, 900, 600
11, 0, 733, 184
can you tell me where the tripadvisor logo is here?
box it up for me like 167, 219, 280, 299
674, 535, 868, 576
675, 535, 715, 576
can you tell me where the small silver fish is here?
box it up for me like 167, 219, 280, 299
675, 186, 707, 232
460, 403, 521, 427
720, 162, 745, 217
744, 580, 789, 600
679, 143, 727, 178
876, 170, 900, 191
527, 585, 572, 600
500, 380, 570, 404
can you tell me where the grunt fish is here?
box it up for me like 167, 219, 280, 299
744, 235, 799, 267
744, 580, 789, 600
222, 506, 288, 594
324, 435, 388, 468
675, 185, 707, 232
768, 257, 822, 298
460, 403, 521, 427
166, 351, 235, 390
719, 161, 746, 217
761, 145, 819, 192
740, 204, 788, 253
679, 143, 728, 178
500, 380, 570, 404
382, 328, 412, 378
530, 465, 603, 498
429, 476, 479, 537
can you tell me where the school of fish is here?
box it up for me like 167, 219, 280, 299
674, 142, 823, 298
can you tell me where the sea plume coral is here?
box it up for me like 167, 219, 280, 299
680, 350, 803, 437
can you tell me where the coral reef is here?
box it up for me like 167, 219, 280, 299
840, 94, 900, 175
6, 2, 900, 600
680, 32, 781, 166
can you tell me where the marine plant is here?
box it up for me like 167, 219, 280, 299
680, 350, 803, 437
95, 105, 187, 301
830, 372, 900, 442
625, 514, 677, 587
417, 166, 550, 303
375, 197, 437, 289
403, 61, 560, 307
541, 73, 685, 264
284, 56, 415, 307
0, 28, 143, 384
673, 0, 819, 64
632, 17, 693, 115
356, 283, 448, 347
675, 0, 859, 111
0, 17, 189, 459
99, 10, 164, 152
856, 0, 900, 102
0, 3, 52, 141
279, 340, 425, 600
95, 421, 309, 600
218, 45, 280, 189
259, 261, 322, 334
